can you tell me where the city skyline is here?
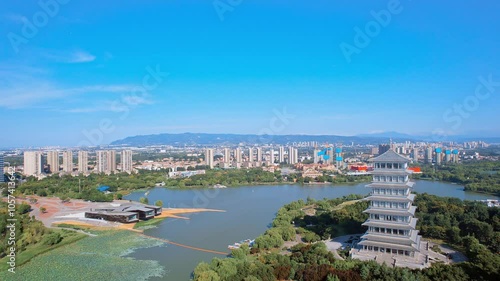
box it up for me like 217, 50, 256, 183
1, 1, 500, 147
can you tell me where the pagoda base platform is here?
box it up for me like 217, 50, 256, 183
350, 240, 448, 269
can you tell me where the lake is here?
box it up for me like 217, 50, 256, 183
124, 180, 499, 280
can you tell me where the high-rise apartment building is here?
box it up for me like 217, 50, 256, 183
96, 151, 107, 173
278, 146, 285, 163
335, 147, 343, 169
62, 151, 73, 173
108, 150, 117, 172
256, 147, 262, 162
378, 144, 391, 155
205, 148, 214, 168
288, 147, 298, 164
425, 147, 433, 164
234, 148, 242, 163
412, 148, 419, 162
327, 146, 334, 164
435, 148, 442, 165
313, 149, 320, 164
452, 149, 459, 163
0, 154, 4, 183
223, 148, 231, 164
78, 151, 88, 173
248, 147, 254, 163
97, 150, 117, 174
24, 151, 42, 176
46, 150, 60, 173
121, 150, 133, 173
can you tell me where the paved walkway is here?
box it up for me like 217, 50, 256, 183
428, 242, 468, 263
324, 234, 362, 260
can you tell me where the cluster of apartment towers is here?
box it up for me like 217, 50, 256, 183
204, 146, 299, 169
380, 144, 460, 165
22, 150, 133, 176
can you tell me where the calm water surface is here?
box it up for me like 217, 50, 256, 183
124, 180, 499, 281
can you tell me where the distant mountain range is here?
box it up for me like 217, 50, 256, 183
110, 132, 500, 146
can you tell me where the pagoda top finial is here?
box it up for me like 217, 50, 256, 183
368, 149, 410, 163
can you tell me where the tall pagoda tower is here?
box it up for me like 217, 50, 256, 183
355, 150, 422, 259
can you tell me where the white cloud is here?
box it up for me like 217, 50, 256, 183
0, 65, 143, 109
3, 13, 26, 24
122, 94, 153, 106
0, 84, 140, 109
68, 51, 96, 63
61, 95, 154, 114
42, 49, 96, 63
62, 105, 113, 113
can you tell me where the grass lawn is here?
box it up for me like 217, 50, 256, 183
0, 229, 87, 271
331, 199, 362, 211
55, 223, 88, 231
133, 217, 167, 229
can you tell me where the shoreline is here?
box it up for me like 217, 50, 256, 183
154, 180, 371, 190
414, 177, 500, 197
49, 207, 226, 232
7, 207, 227, 273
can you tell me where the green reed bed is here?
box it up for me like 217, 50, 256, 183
0, 230, 167, 281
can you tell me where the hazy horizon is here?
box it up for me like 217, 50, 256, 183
1, 1, 499, 147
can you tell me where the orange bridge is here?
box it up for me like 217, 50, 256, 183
140, 233, 229, 255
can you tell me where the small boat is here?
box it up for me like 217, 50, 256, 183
228, 239, 255, 249
212, 184, 227, 189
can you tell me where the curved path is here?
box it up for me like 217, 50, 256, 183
139, 233, 229, 255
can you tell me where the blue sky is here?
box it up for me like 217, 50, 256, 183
1, 0, 499, 147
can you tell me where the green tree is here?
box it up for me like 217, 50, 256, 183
139, 197, 149, 204
17, 203, 31, 214
42, 232, 62, 245
155, 200, 163, 207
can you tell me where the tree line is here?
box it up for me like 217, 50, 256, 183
193, 194, 500, 281
2, 168, 371, 202
413, 161, 500, 195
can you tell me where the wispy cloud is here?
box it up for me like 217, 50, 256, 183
320, 114, 354, 121
0, 65, 145, 109
0, 84, 140, 109
60, 85, 138, 94
61, 95, 154, 113
42, 49, 96, 63
3, 13, 26, 24
62, 105, 114, 113
68, 51, 96, 63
